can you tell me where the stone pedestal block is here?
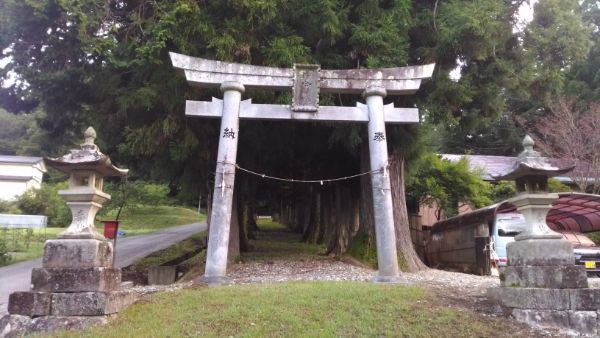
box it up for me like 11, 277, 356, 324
42, 239, 113, 268
0, 314, 109, 338
51, 291, 138, 316
30, 315, 109, 334
511, 309, 570, 329
0, 314, 31, 338
570, 289, 600, 311
31, 268, 121, 292
487, 287, 570, 310
568, 311, 598, 336
7, 293, 51, 317
501, 265, 587, 289
506, 239, 574, 266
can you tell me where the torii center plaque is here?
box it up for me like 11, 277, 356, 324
170, 52, 435, 284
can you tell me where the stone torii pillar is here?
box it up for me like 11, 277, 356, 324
364, 87, 400, 282
204, 81, 244, 283
170, 53, 435, 284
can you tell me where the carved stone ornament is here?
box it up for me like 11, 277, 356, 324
292, 64, 320, 112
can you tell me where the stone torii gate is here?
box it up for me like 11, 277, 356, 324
170, 52, 434, 284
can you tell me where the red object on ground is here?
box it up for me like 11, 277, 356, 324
102, 220, 119, 239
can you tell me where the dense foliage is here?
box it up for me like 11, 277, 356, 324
407, 153, 492, 218
15, 182, 70, 226
1, 0, 594, 181
0, 1, 596, 262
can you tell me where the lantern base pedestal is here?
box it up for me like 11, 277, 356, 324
2, 238, 141, 337
56, 229, 105, 241
488, 237, 598, 335
42, 239, 114, 268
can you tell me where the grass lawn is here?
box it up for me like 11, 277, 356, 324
242, 218, 326, 261
1, 205, 204, 267
54, 282, 504, 338
96, 205, 206, 236
0, 227, 63, 267
44, 218, 525, 337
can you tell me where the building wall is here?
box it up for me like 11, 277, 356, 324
419, 203, 441, 227
0, 161, 46, 201
419, 202, 475, 227
0, 181, 28, 201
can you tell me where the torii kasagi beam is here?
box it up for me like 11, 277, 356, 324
170, 52, 434, 284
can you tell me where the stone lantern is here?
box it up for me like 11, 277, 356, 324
44, 127, 128, 240
488, 136, 600, 335
3, 128, 137, 335
494, 135, 574, 241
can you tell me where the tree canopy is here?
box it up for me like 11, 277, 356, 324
0, 0, 597, 267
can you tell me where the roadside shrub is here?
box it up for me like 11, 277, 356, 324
548, 178, 571, 193
0, 242, 9, 264
16, 183, 70, 227
490, 181, 516, 202
0, 199, 21, 214
102, 180, 171, 214
589, 232, 600, 246
0, 232, 9, 265
137, 182, 169, 205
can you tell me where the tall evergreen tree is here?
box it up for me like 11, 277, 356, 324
0, 0, 595, 271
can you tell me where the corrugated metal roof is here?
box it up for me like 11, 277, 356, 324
431, 193, 600, 235
0, 155, 43, 164
548, 193, 600, 233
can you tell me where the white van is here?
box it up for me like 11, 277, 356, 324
491, 213, 526, 267
491, 213, 600, 275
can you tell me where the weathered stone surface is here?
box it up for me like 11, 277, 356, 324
31, 267, 121, 292
568, 311, 597, 336
42, 239, 113, 268
501, 265, 587, 289
1, 314, 110, 338
0, 314, 31, 338
511, 309, 570, 330
570, 289, 600, 311
51, 291, 139, 316
7, 292, 51, 317
487, 287, 570, 310
29, 316, 108, 334
507, 239, 574, 266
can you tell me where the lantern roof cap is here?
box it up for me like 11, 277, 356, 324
494, 135, 574, 181
44, 127, 128, 177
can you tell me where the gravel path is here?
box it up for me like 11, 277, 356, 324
228, 256, 499, 293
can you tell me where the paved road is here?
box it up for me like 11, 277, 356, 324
0, 221, 206, 316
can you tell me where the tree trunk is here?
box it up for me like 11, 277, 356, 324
238, 195, 251, 252
227, 190, 240, 264
389, 150, 427, 272
359, 142, 375, 238
302, 189, 321, 243
325, 183, 360, 256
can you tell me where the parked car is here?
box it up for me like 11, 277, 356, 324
491, 215, 600, 277
559, 231, 600, 277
